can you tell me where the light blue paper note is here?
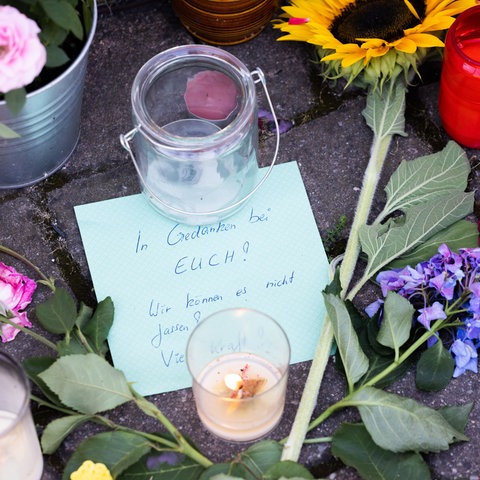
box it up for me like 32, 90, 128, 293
75, 161, 330, 396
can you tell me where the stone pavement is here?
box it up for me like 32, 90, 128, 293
1, 1, 480, 479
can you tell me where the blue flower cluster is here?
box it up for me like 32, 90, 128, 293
366, 244, 480, 378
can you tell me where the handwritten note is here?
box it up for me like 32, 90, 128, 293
75, 161, 330, 396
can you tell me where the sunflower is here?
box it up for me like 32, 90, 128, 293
274, 0, 477, 88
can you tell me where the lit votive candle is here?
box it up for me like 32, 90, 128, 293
186, 308, 290, 442
0, 352, 43, 480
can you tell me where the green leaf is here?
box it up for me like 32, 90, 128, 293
359, 192, 474, 282
377, 292, 414, 356
387, 220, 479, 269
56, 335, 91, 355
40, 0, 84, 39
0, 123, 20, 139
362, 77, 407, 139
45, 45, 70, 67
323, 293, 369, 388
378, 141, 470, 221
82, 297, 114, 353
120, 452, 205, 479
41, 414, 92, 454
35, 287, 78, 334
4, 88, 26, 115
75, 302, 94, 329
353, 387, 467, 452
39, 353, 133, 414
62, 431, 151, 480
22, 357, 61, 405
200, 441, 282, 480
438, 403, 473, 434
416, 340, 455, 391
264, 460, 314, 479
332, 423, 431, 480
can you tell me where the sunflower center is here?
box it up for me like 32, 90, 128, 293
331, 0, 426, 44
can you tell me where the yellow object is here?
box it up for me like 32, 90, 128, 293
70, 460, 113, 480
274, 0, 477, 88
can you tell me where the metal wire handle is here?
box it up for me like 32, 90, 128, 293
119, 67, 280, 218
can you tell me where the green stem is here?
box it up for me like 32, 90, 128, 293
0, 316, 57, 351
31, 394, 179, 450
339, 132, 394, 297
281, 319, 334, 461
281, 108, 395, 463
0, 245, 55, 291
131, 388, 213, 468
306, 319, 445, 432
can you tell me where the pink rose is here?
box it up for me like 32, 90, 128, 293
0, 261, 36, 342
0, 5, 47, 93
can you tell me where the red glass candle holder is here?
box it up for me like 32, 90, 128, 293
438, 6, 480, 149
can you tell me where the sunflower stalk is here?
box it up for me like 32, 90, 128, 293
281, 77, 407, 462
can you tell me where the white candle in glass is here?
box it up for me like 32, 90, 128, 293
0, 353, 43, 480
187, 308, 290, 442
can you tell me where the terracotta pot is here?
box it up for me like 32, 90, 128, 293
172, 0, 280, 45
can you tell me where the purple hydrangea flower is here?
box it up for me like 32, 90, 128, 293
450, 338, 478, 377
417, 302, 447, 330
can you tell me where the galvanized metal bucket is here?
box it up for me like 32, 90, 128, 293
0, 5, 97, 189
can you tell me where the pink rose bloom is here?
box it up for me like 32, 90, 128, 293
0, 261, 37, 342
0, 5, 47, 94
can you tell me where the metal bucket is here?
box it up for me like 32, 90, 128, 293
0, 4, 97, 189
120, 45, 279, 225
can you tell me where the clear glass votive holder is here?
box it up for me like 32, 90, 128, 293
0, 352, 43, 479
186, 308, 290, 442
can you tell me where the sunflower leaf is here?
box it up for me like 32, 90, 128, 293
378, 141, 470, 221
362, 77, 407, 139
359, 192, 474, 283
386, 219, 479, 269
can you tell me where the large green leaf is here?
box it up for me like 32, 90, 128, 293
323, 293, 369, 389
35, 287, 78, 334
386, 219, 479, 269
62, 431, 151, 480
0, 123, 20, 139
41, 414, 92, 454
39, 353, 132, 414
378, 141, 470, 222
332, 423, 431, 480
359, 192, 474, 282
353, 387, 467, 452
416, 341, 455, 392
362, 77, 407, 139
377, 292, 414, 357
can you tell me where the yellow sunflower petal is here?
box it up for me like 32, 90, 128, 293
393, 37, 419, 53
404, 33, 445, 48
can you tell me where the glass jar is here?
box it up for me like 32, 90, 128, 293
121, 45, 278, 225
